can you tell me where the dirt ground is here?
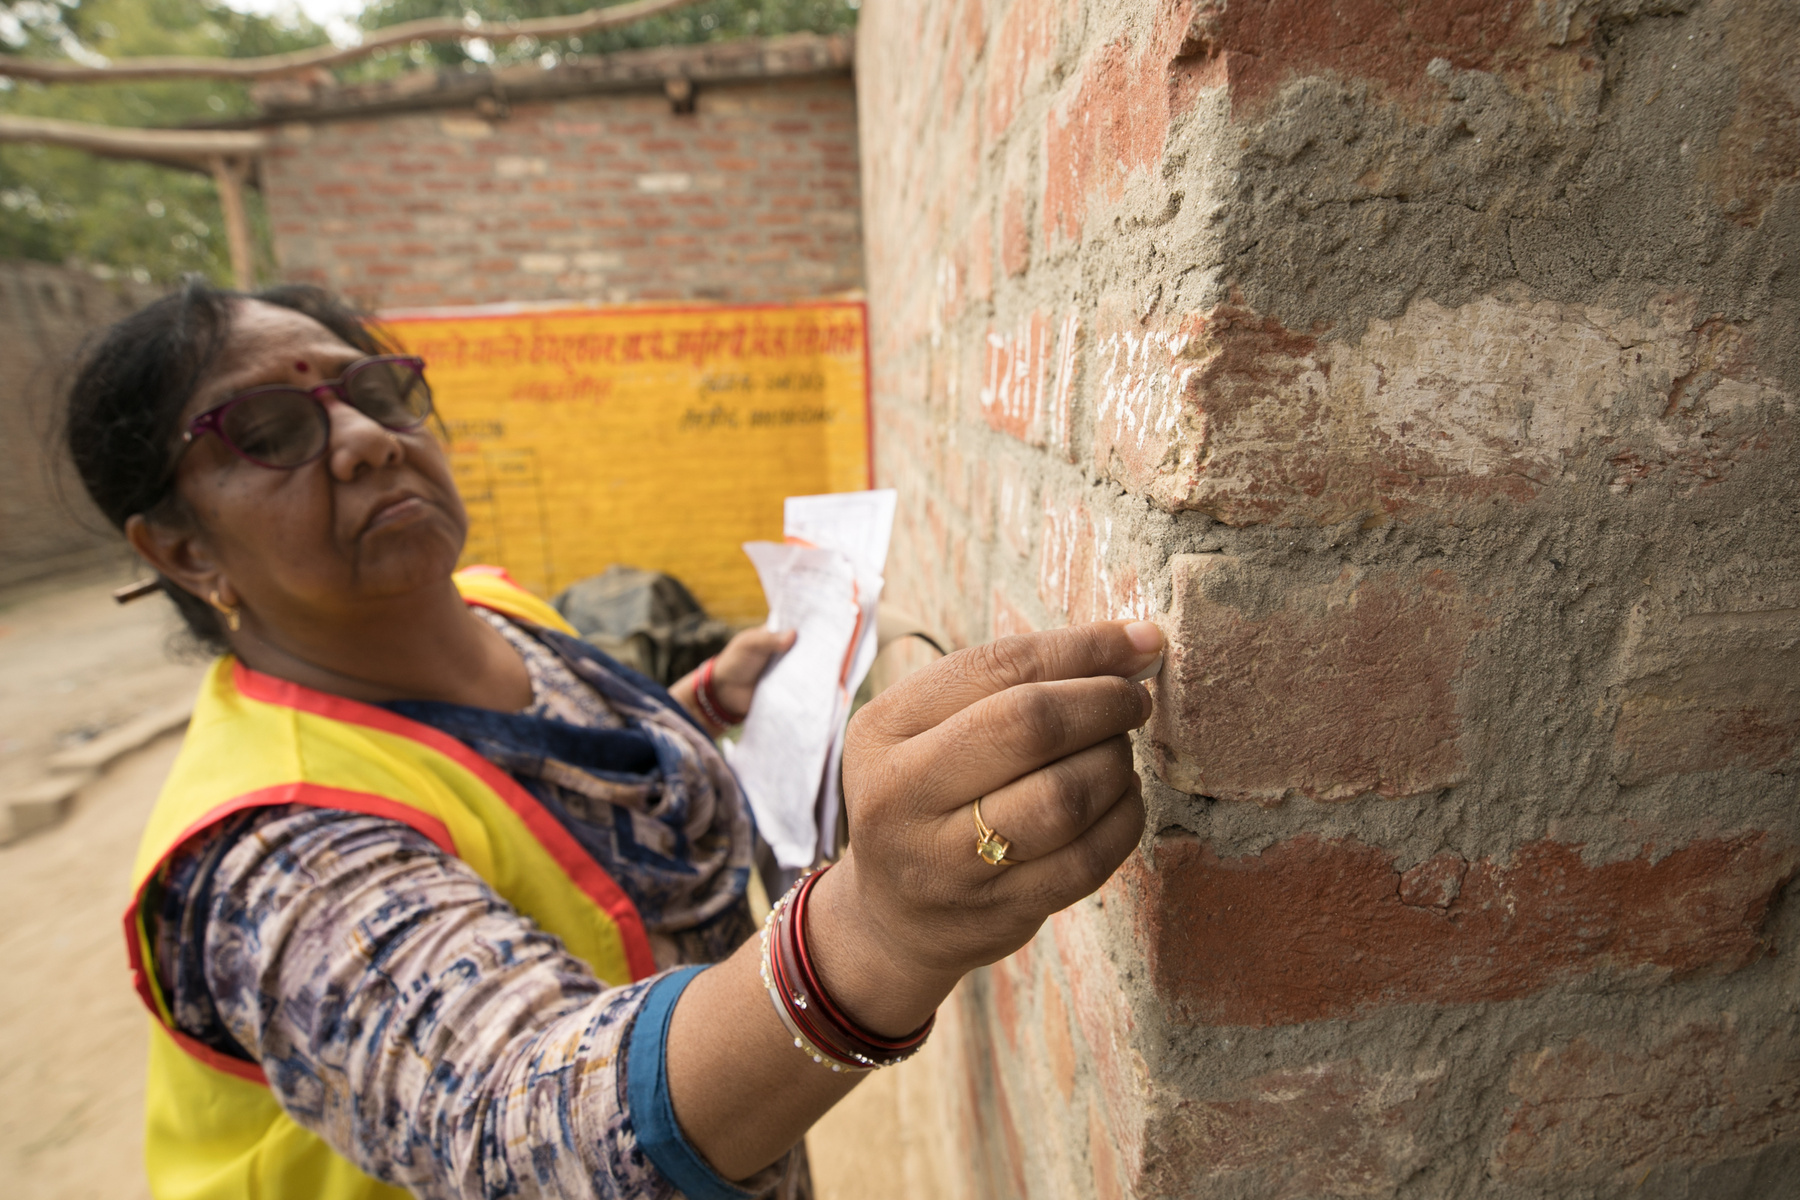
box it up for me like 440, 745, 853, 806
0, 563, 203, 798
0, 566, 204, 1200
0, 569, 918, 1199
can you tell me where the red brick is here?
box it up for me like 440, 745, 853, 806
1147, 1059, 1444, 1198
1041, 976, 1076, 1101
1088, 1106, 1123, 1200
1000, 180, 1030, 277
1090, 311, 1211, 500
979, 311, 1049, 441
1046, 311, 1079, 461
950, 989, 1030, 1200
1610, 594, 1800, 783
995, 456, 1035, 559
1052, 903, 1146, 1170
1184, 0, 1555, 118
988, 954, 1026, 1051
964, 202, 994, 305
260, 79, 863, 307
1398, 851, 1467, 909
1042, 10, 1212, 243
1493, 1024, 1800, 1182
991, 587, 1035, 640
1037, 499, 1150, 626
1150, 554, 1474, 802
1134, 832, 1798, 1027
938, 0, 988, 117
983, 0, 1057, 141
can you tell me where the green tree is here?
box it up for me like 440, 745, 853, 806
0, 0, 858, 282
346, 0, 857, 77
0, 0, 321, 282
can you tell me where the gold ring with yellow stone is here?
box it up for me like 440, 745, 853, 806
972, 796, 1014, 867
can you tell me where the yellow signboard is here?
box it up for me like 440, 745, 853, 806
384, 302, 871, 624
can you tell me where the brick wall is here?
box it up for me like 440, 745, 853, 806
258, 48, 863, 311
0, 261, 159, 591
855, 1, 1800, 1196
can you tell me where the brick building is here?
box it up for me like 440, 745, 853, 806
252, 34, 862, 309
1, 36, 861, 596
853, 0, 1800, 1196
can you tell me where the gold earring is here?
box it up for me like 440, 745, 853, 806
208, 589, 242, 633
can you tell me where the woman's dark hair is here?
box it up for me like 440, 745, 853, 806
63, 279, 393, 650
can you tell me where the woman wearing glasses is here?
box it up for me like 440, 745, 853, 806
66, 283, 1162, 1200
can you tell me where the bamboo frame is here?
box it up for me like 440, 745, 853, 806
0, 115, 267, 286
0, 113, 267, 165
209, 155, 257, 289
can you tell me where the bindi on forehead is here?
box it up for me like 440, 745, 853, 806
294, 360, 311, 373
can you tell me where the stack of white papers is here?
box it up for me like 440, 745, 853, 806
724, 489, 896, 868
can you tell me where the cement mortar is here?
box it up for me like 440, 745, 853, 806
1150, 1, 1800, 389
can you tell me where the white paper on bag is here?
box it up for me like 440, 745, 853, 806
726, 490, 896, 868
724, 541, 862, 868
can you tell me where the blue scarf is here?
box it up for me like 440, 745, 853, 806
385, 627, 756, 966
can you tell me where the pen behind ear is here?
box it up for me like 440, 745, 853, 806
113, 578, 161, 604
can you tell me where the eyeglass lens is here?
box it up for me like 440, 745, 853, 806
223, 390, 331, 467
221, 358, 432, 468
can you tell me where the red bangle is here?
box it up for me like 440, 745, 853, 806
789, 870, 931, 1051
759, 863, 935, 1072
693, 657, 746, 730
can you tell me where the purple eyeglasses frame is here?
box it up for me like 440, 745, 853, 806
181, 354, 433, 469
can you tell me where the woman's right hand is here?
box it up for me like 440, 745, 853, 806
666, 619, 1161, 1181
807, 619, 1163, 1036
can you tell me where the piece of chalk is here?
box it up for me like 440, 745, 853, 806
1128, 653, 1163, 683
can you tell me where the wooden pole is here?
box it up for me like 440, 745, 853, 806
0, 114, 265, 167
209, 156, 256, 291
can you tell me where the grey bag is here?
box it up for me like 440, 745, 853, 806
551, 565, 733, 687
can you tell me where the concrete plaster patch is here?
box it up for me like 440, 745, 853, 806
1090, 290, 1792, 525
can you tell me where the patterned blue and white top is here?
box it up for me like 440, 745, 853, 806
146, 611, 808, 1200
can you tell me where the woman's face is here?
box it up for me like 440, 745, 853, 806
165, 300, 468, 623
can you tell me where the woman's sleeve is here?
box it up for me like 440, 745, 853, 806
156, 805, 791, 1200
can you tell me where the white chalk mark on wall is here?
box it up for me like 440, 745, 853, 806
1095, 328, 1196, 453
981, 313, 1050, 439
1046, 311, 1079, 461
1038, 499, 1154, 624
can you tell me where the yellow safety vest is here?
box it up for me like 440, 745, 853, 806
123, 567, 657, 1200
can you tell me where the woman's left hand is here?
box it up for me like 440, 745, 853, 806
709, 627, 796, 716
671, 627, 797, 730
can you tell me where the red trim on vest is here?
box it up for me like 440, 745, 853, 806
123, 783, 460, 1088
230, 661, 657, 980
456, 563, 519, 586
166, 1025, 270, 1085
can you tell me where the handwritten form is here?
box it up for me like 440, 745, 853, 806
724, 489, 897, 868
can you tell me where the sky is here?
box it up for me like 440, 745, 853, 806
219, 0, 368, 45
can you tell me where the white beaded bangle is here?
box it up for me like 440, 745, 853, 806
757, 875, 876, 1074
